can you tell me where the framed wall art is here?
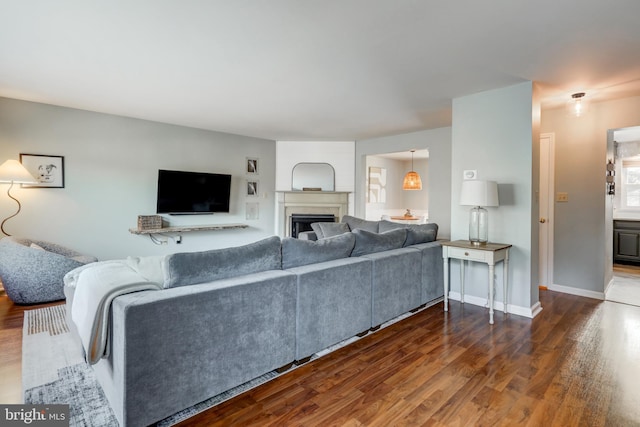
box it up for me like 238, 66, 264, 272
247, 180, 259, 197
246, 157, 259, 175
367, 166, 387, 203
20, 154, 65, 188
246, 202, 259, 220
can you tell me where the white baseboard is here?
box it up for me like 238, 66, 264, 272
547, 284, 605, 300
604, 277, 614, 295
447, 292, 542, 319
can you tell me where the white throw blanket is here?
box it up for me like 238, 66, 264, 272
67, 260, 164, 365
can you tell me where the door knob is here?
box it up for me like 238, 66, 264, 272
539, 218, 546, 223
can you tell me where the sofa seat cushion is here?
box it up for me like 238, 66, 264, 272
282, 233, 355, 269
351, 228, 407, 257
342, 215, 380, 233
310, 222, 350, 239
163, 236, 282, 288
378, 221, 439, 246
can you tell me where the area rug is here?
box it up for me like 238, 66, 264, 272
23, 303, 422, 426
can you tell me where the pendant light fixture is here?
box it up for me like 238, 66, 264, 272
402, 150, 422, 190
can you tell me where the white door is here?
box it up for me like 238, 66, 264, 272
539, 133, 555, 288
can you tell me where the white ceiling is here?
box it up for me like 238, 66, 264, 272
1, 1, 640, 141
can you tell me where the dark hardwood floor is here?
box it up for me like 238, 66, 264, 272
2, 289, 640, 426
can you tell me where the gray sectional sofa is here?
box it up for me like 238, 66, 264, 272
65, 216, 444, 427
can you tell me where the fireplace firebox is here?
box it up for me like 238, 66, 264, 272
290, 214, 336, 238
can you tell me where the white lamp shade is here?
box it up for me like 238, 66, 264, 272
0, 159, 38, 184
460, 180, 499, 207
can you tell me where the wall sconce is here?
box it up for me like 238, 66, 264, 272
567, 92, 589, 117
606, 160, 615, 195
402, 150, 422, 190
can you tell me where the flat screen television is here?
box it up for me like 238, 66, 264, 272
156, 169, 232, 214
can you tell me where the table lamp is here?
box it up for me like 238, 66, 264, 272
460, 180, 499, 245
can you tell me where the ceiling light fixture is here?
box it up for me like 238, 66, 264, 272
402, 150, 422, 190
567, 92, 589, 117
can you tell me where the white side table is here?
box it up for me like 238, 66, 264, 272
442, 240, 512, 324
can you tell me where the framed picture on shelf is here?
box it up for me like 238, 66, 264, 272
247, 180, 259, 197
20, 154, 65, 188
246, 157, 259, 175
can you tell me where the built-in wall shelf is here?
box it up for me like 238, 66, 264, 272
129, 223, 249, 235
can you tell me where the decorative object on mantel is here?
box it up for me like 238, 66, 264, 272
0, 159, 37, 236
291, 163, 335, 191
404, 209, 412, 218
20, 153, 65, 188
460, 179, 499, 245
402, 150, 422, 190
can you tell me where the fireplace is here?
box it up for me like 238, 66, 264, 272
290, 214, 336, 238
276, 191, 350, 237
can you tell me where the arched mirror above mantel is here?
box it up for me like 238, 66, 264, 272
291, 162, 335, 191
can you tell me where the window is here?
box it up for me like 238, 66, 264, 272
621, 159, 640, 208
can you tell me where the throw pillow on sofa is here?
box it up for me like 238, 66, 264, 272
282, 232, 355, 269
163, 236, 282, 288
378, 221, 439, 246
341, 215, 380, 233
310, 221, 350, 239
351, 228, 407, 257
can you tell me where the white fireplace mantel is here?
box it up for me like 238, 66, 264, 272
275, 191, 351, 237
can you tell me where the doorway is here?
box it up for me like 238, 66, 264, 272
539, 133, 555, 288
364, 150, 429, 222
608, 125, 640, 307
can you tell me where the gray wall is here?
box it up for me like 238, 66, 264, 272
451, 82, 540, 314
541, 95, 640, 296
356, 127, 452, 239
0, 97, 277, 260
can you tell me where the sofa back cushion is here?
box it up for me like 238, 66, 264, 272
163, 236, 282, 288
282, 233, 355, 269
378, 221, 439, 246
342, 215, 379, 233
310, 222, 350, 239
351, 228, 407, 257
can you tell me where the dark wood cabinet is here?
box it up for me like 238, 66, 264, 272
614, 220, 640, 264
